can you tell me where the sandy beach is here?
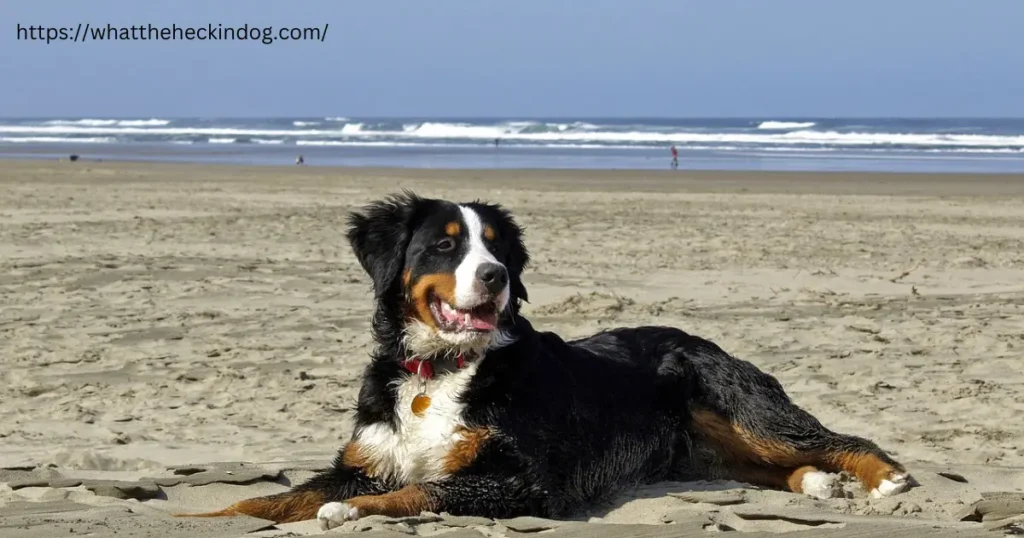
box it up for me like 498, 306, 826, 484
1, 160, 1023, 537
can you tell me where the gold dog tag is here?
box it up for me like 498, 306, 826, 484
411, 394, 432, 417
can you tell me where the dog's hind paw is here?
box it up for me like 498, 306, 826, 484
317, 502, 360, 530
801, 470, 843, 500
870, 472, 910, 498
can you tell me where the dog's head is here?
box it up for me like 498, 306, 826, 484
346, 192, 529, 358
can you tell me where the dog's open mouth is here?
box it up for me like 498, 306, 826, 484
430, 295, 499, 332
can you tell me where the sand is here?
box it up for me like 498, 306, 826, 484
1, 160, 1022, 537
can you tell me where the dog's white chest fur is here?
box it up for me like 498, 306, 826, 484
353, 362, 478, 484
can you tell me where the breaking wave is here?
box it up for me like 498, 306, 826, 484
42, 118, 170, 127
3, 118, 1024, 155
757, 121, 817, 130
0, 136, 117, 143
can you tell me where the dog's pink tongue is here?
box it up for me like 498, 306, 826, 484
440, 302, 497, 330
467, 310, 497, 330
451, 308, 497, 330
440, 307, 461, 323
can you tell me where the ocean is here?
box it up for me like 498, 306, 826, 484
3, 117, 1024, 173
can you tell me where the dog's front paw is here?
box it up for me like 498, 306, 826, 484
870, 472, 910, 498
801, 470, 843, 500
317, 502, 360, 530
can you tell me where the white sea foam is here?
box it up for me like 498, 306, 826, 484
923, 147, 1024, 154
296, 140, 441, 147
277, 139, 1024, 154
6, 130, 1017, 156
773, 130, 1024, 147
116, 119, 171, 126
339, 123, 365, 135
504, 121, 541, 131
293, 121, 320, 127
416, 122, 515, 138
0, 136, 117, 144
757, 121, 817, 130
296, 140, 351, 146
42, 119, 118, 127
324, 116, 349, 122
0, 125, 344, 137
4, 122, 1024, 149
41, 118, 169, 127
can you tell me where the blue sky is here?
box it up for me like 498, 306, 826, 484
2, 0, 1021, 117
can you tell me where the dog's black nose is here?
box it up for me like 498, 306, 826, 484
476, 263, 508, 294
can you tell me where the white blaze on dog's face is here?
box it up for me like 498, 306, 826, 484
454, 206, 509, 312
400, 203, 514, 357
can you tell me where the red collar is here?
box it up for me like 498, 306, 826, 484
404, 354, 467, 380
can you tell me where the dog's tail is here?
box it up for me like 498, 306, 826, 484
173, 490, 324, 523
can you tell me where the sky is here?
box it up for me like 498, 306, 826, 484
1, 0, 1022, 118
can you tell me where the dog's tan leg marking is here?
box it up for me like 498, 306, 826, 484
691, 407, 801, 466
691, 407, 906, 497
344, 485, 435, 518
690, 408, 845, 498
824, 451, 908, 496
174, 490, 325, 523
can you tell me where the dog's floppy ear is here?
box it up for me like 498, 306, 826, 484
346, 192, 422, 299
504, 216, 530, 304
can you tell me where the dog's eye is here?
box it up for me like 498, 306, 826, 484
435, 238, 456, 252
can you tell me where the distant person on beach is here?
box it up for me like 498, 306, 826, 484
670, 145, 679, 169
494, 138, 500, 148
296, 155, 305, 166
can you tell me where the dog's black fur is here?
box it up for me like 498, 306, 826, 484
188, 192, 908, 524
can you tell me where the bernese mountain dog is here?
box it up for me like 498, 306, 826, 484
182, 192, 910, 529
